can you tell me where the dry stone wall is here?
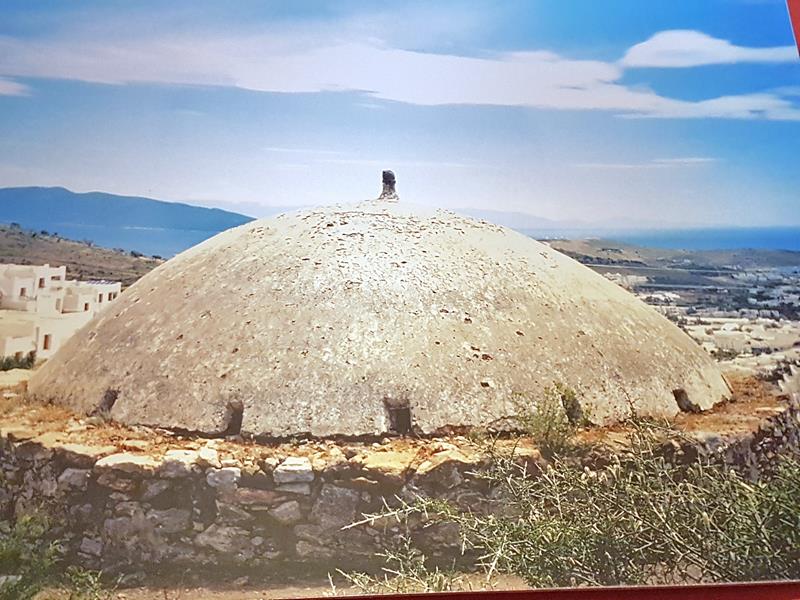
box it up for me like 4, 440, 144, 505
1, 397, 799, 576
0, 433, 516, 575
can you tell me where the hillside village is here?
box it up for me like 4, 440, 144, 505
560, 241, 800, 394
0, 263, 121, 364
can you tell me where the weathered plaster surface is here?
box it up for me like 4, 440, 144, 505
30, 202, 730, 437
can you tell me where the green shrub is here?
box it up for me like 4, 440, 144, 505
0, 514, 59, 600
513, 383, 584, 458
336, 536, 468, 594
0, 351, 37, 372
0, 514, 113, 600
346, 422, 800, 589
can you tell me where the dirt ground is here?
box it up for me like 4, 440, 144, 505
33, 573, 530, 599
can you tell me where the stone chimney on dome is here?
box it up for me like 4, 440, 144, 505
378, 170, 399, 202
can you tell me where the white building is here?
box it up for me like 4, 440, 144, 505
0, 264, 121, 361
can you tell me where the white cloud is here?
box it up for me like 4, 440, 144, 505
0, 77, 29, 96
625, 93, 800, 120
622, 30, 796, 68
0, 26, 798, 120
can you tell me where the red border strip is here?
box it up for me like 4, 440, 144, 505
789, 0, 800, 54
313, 581, 800, 600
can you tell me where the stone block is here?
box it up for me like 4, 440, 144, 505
96, 472, 138, 493
56, 443, 118, 468
310, 484, 362, 532
275, 482, 312, 495
206, 467, 241, 489
194, 524, 250, 554
79, 537, 103, 557
273, 456, 314, 484
268, 500, 303, 525
158, 449, 201, 478
94, 452, 159, 476
295, 539, 334, 560
220, 487, 286, 509
146, 508, 191, 534
198, 445, 221, 468
57, 468, 91, 492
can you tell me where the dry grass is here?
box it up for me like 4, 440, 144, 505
0, 226, 161, 287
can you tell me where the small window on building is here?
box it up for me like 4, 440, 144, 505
107, 292, 112, 301
84, 303, 90, 312
43, 334, 52, 351
98, 294, 103, 303
52, 275, 61, 281
19, 287, 27, 298
38, 277, 45, 288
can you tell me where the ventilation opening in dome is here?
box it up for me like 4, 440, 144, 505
673, 388, 700, 413
224, 400, 244, 436
384, 399, 412, 435
93, 388, 118, 418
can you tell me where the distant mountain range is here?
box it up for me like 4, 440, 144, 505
0, 186, 582, 256
1, 186, 798, 256
0, 186, 254, 233
0, 187, 256, 257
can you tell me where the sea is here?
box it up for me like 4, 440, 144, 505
525, 227, 800, 253
43, 224, 224, 258
47, 224, 800, 258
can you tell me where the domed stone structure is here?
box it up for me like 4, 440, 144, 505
30, 199, 730, 438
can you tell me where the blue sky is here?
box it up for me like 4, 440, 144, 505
0, 1, 798, 227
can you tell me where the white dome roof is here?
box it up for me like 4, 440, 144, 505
30, 201, 729, 437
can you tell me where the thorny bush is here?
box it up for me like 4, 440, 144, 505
343, 421, 800, 589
